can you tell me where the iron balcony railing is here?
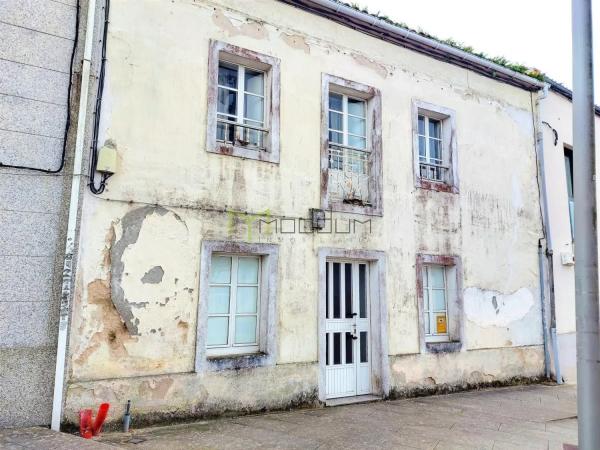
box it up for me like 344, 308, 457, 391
217, 118, 269, 151
327, 142, 370, 204
419, 161, 449, 183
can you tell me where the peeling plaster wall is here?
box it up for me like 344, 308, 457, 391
65, 0, 545, 422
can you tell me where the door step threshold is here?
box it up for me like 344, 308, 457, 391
326, 395, 382, 407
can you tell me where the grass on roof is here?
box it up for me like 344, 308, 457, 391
338, 1, 545, 81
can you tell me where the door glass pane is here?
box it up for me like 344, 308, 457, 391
345, 332, 354, 364
347, 98, 365, 117
234, 316, 257, 344
238, 257, 259, 284
207, 317, 228, 346
329, 111, 343, 131
423, 289, 429, 311
244, 69, 264, 95
359, 264, 367, 318
360, 331, 368, 363
333, 332, 341, 365
333, 262, 341, 318
424, 312, 430, 334
418, 115, 425, 134
218, 63, 237, 88
217, 88, 237, 116
326, 263, 330, 319
208, 286, 230, 314
429, 266, 445, 288
429, 118, 441, 138
431, 289, 446, 311
236, 286, 258, 313
348, 116, 366, 136
326, 332, 330, 366
344, 263, 353, 318
329, 93, 343, 111
244, 94, 264, 124
210, 256, 231, 283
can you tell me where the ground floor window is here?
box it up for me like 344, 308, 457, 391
207, 254, 261, 356
416, 254, 463, 352
196, 241, 278, 371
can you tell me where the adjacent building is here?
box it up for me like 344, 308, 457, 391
0, 0, 78, 427
539, 84, 600, 383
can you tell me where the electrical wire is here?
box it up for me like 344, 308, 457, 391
0, 1, 81, 174
89, 0, 111, 194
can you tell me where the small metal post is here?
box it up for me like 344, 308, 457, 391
572, 0, 600, 448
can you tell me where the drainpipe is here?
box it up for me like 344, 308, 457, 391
51, 0, 97, 431
535, 85, 562, 383
538, 242, 551, 379
572, 0, 600, 448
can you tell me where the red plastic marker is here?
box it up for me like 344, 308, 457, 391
92, 403, 110, 436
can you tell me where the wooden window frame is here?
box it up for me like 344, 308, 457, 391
416, 254, 463, 353
206, 254, 262, 356
196, 241, 278, 372
412, 100, 459, 194
206, 40, 280, 163
321, 74, 383, 216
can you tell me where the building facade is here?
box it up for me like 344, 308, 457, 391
0, 0, 78, 427
58, 0, 550, 426
539, 86, 600, 384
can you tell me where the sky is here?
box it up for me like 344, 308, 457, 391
355, 0, 599, 100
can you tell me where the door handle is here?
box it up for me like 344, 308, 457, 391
351, 312, 358, 317
351, 333, 358, 340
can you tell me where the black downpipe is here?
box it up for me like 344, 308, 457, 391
89, 0, 111, 194
0, 1, 81, 173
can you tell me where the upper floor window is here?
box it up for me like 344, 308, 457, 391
321, 74, 382, 216
207, 40, 280, 163
564, 147, 574, 239
412, 100, 458, 193
418, 115, 443, 181
217, 62, 266, 150
328, 92, 369, 203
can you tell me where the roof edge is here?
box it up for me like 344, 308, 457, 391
279, 0, 545, 92
547, 79, 600, 116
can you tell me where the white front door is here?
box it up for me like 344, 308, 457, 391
325, 260, 371, 399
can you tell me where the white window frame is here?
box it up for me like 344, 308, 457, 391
416, 254, 463, 353
196, 241, 278, 372
206, 254, 262, 357
216, 62, 266, 149
207, 40, 280, 164
321, 74, 383, 216
417, 115, 444, 182
412, 100, 459, 193
422, 264, 449, 343
328, 92, 368, 151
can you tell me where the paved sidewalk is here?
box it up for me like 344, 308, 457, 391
0, 426, 113, 449
95, 384, 578, 450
